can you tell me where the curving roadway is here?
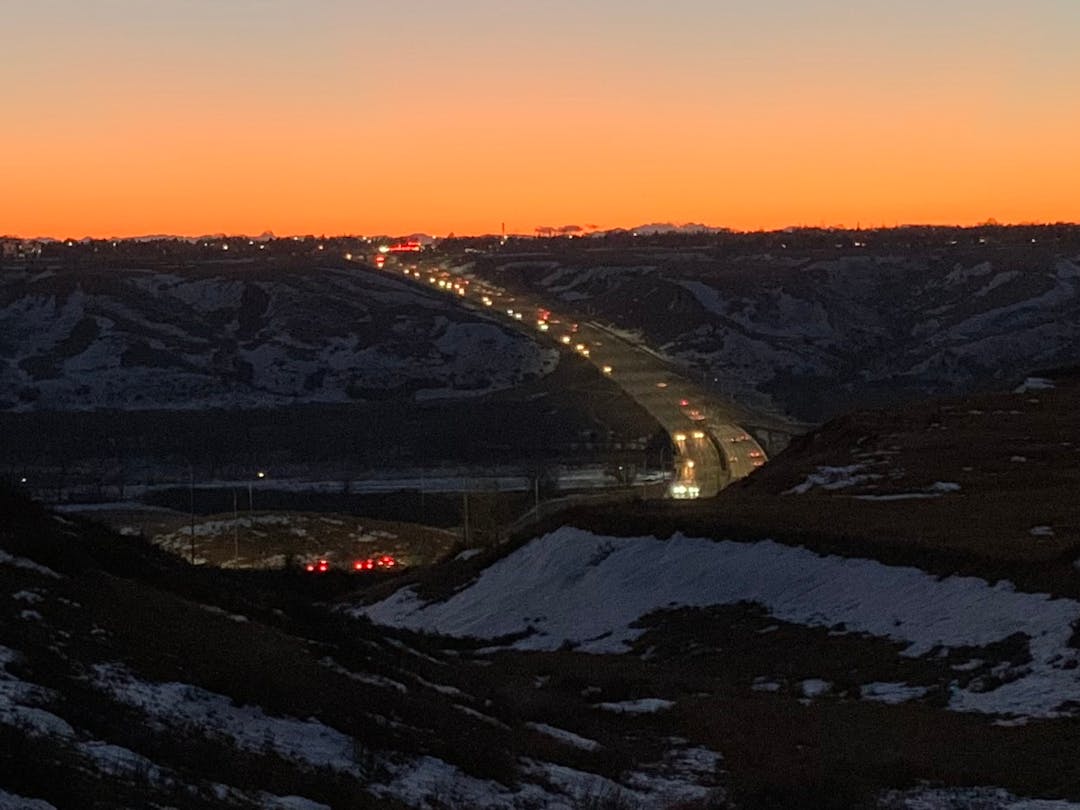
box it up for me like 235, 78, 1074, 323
381, 258, 780, 499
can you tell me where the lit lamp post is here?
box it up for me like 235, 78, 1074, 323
248, 470, 266, 513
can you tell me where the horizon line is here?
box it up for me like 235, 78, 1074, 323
5, 219, 1080, 243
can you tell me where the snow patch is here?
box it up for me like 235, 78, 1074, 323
783, 464, 881, 495
90, 664, 360, 772
1015, 377, 1056, 393
853, 481, 960, 501
860, 682, 930, 704
974, 270, 1020, 297
595, 699, 674, 714
799, 679, 831, 698
879, 785, 1080, 809
373, 754, 560, 809
361, 528, 1080, 717
0, 790, 56, 810
0, 551, 62, 579
0, 645, 75, 738
751, 677, 782, 693
525, 722, 601, 751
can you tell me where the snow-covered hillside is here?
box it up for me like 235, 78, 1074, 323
469, 250, 1080, 420
0, 494, 729, 809
361, 527, 1080, 719
0, 264, 556, 411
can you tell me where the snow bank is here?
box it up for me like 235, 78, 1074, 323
361, 528, 1080, 717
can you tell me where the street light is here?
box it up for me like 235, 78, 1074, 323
249, 471, 266, 513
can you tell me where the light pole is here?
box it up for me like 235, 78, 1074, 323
233, 489, 239, 563
249, 470, 265, 513
188, 465, 196, 565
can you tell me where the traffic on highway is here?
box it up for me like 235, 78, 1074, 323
379, 258, 769, 499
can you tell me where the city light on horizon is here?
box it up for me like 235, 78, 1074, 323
4, 1, 1079, 239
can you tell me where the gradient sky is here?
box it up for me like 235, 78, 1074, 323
4, 0, 1079, 237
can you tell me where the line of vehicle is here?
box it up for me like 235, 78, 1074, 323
374, 258, 768, 499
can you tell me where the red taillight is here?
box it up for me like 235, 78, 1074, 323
680, 399, 689, 407
305, 564, 315, 572
351, 557, 394, 572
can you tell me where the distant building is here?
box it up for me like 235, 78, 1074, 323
1, 239, 42, 260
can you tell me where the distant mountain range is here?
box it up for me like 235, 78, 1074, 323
605, 222, 727, 235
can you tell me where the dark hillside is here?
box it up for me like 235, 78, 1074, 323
0, 489, 727, 808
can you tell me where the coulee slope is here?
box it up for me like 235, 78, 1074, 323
0, 489, 725, 809
356, 370, 1080, 806
0, 261, 554, 412
7, 373, 1080, 807
453, 244, 1080, 423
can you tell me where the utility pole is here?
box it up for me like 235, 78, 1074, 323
233, 489, 239, 562
189, 466, 195, 565
462, 490, 470, 546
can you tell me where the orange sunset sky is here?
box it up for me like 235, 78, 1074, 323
4, 1, 1079, 238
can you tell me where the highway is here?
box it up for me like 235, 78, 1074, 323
552, 318, 766, 497
381, 258, 778, 499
